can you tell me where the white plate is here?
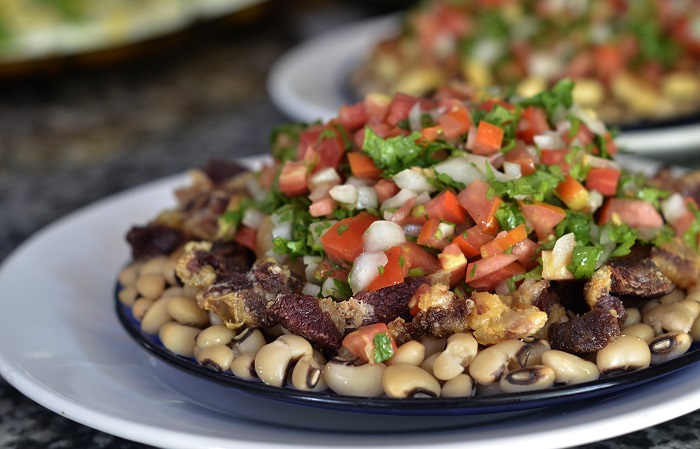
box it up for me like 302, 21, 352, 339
267, 15, 700, 156
0, 156, 699, 449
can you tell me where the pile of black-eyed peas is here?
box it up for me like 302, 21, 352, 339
117, 255, 700, 398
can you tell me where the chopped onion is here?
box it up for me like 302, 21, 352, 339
241, 208, 265, 229
393, 168, 438, 194
309, 167, 341, 189
433, 156, 485, 185
582, 153, 620, 170
363, 220, 407, 253
302, 282, 321, 297
587, 190, 604, 214
534, 131, 565, 150
349, 251, 388, 294
355, 186, 378, 210
463, 153, 515, 181
569, 104, 608, 137
303, 255, 322, 284
661, 192, 688, 224
329, 184, 358, 204
542, 233, 576, 280
381, 188, 418, 210
437, 222, 455, 240
408, 101, 423, 132
271, 212, 292, 240
502, 161, 522, 179
403, 223, 422, 237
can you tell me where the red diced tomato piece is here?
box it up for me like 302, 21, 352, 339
298, 124, 346, 171
309, 197, 336, 217
366, 245, 409, 291
438, 243, 468, 287
470, 121, 505, 155
439, 106, 472, 139
516, 106, 550, 145
374, 178, 400, 203
504, 142, 537, 177
596, 198, 664, 229
519, 201, 567, 242
452, 225, 495, 258
400, 242, 441, 275
420, 124, 443, 143
479, 224, 527, 258
457, 179, 502, 234
424, 190, 468, 224
315, 257, 350, 283
417, 218, 450, 250
555, 175, 590, 211
465, 253, 519, 285
540, 149, 571, 174
468, 261, 525, 291
585, 167, 620, 196
347, 152, 381, 179
386, 93, 420, 126
511, 237, 539, 270
338, 102, 367, 132
233, 225, 257, 252
320, 211, 378, 263
342, 323, 397, 364
364, 93, 391, 124
279, 160, 309, 196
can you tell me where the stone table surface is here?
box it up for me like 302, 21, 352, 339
1, 1, 700, 448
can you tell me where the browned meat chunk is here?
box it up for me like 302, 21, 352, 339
354, 276, 426, 325
176, 241, 254, 288
608, 259, 675, 298
126, 224, 183, 259
271, 294, 344, 350
468, 291, 548, 345
548, 303, 621, 355
651, 238, 700, 290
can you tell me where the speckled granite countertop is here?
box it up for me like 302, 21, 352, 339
1, 1, 700, 448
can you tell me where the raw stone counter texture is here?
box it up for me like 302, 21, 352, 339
1, 1, 700, 448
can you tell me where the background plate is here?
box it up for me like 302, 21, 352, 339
267, 15, 700, 156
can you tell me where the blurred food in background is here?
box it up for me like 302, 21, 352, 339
0, 0, 267, 74
351, 0, 700, 127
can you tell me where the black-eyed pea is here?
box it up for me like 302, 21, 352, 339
132, 297, 154, 322
432, 333, 478, 381
161, 258, 180, 286
140, 297, 173, 334
383, 364, 441, 398
596, 335, 651, 375
136, 273, 166, 299
441, 373, 474, 398
649, 332, 691, 365
140, 256, 169, 276
524, 339, 551, 366
641, 299, 660, 315
255, 334, 313, 387
643, 302, 695, 335
162, 286, 185, 298
691, 314, 700, 342
386, 340, 425, 366
499, 365, 555, 393
117, 286, 138, 306
196, 344, 235, 371
680, 300, 700, 319
118, 262, 142, 287
159, 322, 201, 357
541, 350, 599, 385
323, 357, 386, 397
420, 336, 446, 358
621, 323, 655, 342
230, 353, 259, 381
291, 354, 327, 392
419, 352, 440, 377
182, 285, 201, 299
659, 289, 685, 304
232, 328, 267, 355
196, 324, 236, 349
686, 285, 700, 303
166, 295, 209, 327
621, 307, 641, 329
469, 339, 529, 385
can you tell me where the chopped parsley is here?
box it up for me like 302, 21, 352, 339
372, 332, 395, 364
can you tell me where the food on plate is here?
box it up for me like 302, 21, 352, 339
118, 80, 700, 398
350, 0, 700, 126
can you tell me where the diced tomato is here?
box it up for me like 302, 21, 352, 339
585, 167, 621, 196
347, 152, 381, 179
233, 225, 257, 252
314, 257, 350, 283
468, 261, 525, 291
465, 253, 519, 284
562, 122, 595, 148
417, 217, 450, 250
476, 99, 515, 112
439, 106, 472, 139
338, 102, 367, 132
257, 162, 277, 190
504, 142, 537, 176
593, 44, 625, 82
309, 197, 336, 217
516, 106, 550, 145
320, 211, 378, 263
602, 133, 618, 157
386, 93, 421, 126
342, 323, 397, 364
408, 283, 431, 316
297, 124, 346, 171
597, 198, 664, 229
479, 224, 527, 258
540, 149, 571, 174
555, 175, 590, 211
452, 225, 495, 258
279, 160, 309, 196
366, 245, 409, 291
424, 190, 468, 224
470, 121, 505, 155
364, 92, 391, 124
519, 201, 567, 242
374, 178, 400, 203
420, 124, 443, 143
511, 237, 539, 270
438, 243, 468, 286
457, 179, 502, 234
400, 241, 441, 275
